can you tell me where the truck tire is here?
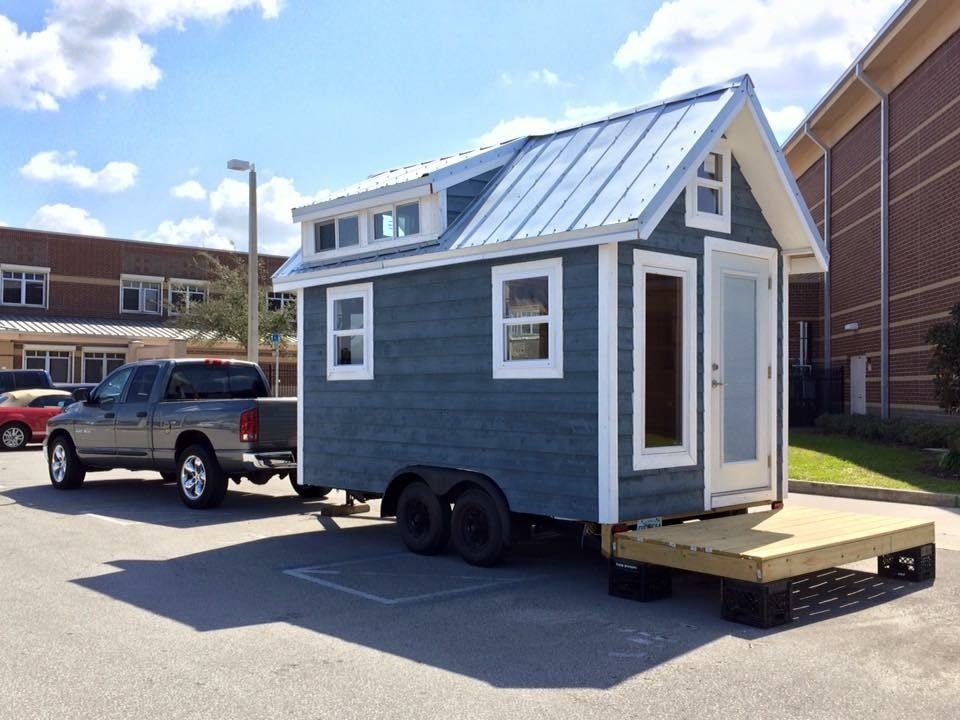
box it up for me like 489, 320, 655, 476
1, 422, 29, 450
288, 473, 331, 498
451, 488, 507, 566
48, 436, 86, 490
177, 444, 228, 509
397, 482, 451, 555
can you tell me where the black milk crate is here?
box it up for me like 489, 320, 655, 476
721, 578, 793, 628
608, 558, 671, 602
878, 544, 936, 582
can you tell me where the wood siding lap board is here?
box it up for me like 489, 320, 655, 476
301, 246, 600, 520
613, 506, 934, 584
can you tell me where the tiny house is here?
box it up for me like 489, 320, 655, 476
274, 76, 827, 565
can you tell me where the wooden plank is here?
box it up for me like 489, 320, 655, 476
613, 536, 764, 583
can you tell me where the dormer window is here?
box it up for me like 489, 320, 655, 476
373, 201, 420, 242
315, 215, 360, 252
307, 197, 431, 261
685, 144, 731, 234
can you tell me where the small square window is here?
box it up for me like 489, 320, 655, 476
315, 221, 336, 252
685, 145, 730, 234
338, 216, 360, 247
373, 210, 394, 241
697, 152, 723, 182
396, 202, 419, 237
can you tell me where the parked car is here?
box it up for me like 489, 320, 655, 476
0, 369, 55, 392
0, 389, 75, 450
44, 359, 302, 508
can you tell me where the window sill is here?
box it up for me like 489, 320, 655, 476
685, 210, 730, 234
493, 364, 563, 380
632, 449, 697, 472
327, 367, 374, 381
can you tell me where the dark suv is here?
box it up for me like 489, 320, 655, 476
0, 370, 55, 392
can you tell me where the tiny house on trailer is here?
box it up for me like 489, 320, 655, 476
274, 76, 828, 566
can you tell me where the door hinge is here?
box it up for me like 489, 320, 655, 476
768, 365, 772, 379
767, 454, 771, 468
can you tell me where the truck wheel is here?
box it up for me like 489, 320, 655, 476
451, 488, 507, 566
1, 422, 29, 450
288, 473, 331, 498
177, 444, 228, 509
48, 436, 86, 490
397, 482, 451, 555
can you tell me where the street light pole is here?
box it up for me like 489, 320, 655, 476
227, 159, 259, 364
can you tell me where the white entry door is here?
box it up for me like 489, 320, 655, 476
850, 356, 867, 415
705, 239, 776, 508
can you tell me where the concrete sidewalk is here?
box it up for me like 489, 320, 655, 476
790, 479, 960, 508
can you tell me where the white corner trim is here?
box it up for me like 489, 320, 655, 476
780, 260, 788, 500
597, 243, 619, 524
296, 287, 304, 485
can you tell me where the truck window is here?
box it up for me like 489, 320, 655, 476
127, 366, 159, 402
163, 363, 268, 400
94, 366, 136, 406
229, 366, 269, 398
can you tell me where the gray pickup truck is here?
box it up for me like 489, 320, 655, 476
44, 358, 318, 508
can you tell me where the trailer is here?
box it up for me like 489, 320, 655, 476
274, 76, 835, 567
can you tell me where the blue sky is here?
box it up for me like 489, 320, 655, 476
0, 0, 901, 256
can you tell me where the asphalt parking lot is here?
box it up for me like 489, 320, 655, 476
1, 447, 958, 720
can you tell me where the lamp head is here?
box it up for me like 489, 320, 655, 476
227, 159, 251, 172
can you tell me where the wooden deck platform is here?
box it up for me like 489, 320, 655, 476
612, 506, 935, 584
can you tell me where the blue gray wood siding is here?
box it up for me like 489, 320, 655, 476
617, 159, 785, 520
301, 247, 600, 520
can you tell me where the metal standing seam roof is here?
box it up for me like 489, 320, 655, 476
0, 315, 189, 340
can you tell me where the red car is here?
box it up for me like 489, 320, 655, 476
0, 389, 75, 450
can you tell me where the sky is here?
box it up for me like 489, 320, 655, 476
0, 0, 903, 258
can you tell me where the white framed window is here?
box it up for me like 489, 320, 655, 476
314, 214, 361, 252
307, 197, 430, 262
24, 346, 73, 383
633, 250, 697, 470
82, 349, 126, 383
685, 143, 731, 234
491, 257, 563, 379
371, 201, 420, 242
120, 275, 162, 314
268, 291, 296, 312
326, 283, 373, 381
168, 279, 208, 315
1, 265, 49, 308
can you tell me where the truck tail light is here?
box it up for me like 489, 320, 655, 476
239, 408, 259, 442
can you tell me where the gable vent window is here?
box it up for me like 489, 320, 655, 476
685, 144, 731, 234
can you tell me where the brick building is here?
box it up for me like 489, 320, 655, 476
784, 0, 960, 420
0, 226, 296, 388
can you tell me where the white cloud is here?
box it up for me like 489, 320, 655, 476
141, 174, 329, 256
474, 102, 626, 147
20, 150, 138, 192
171, 179, 207, 200
763, 104, 807, 142
613, 0, 900, 101
530, 68, 561, 87
30, 203, 106, 236
0, 0, 282, 111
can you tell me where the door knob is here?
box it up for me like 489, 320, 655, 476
711, 380, 724, 388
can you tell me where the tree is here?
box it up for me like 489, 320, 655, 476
169, 253, 294, 352
927, 302, 960, 415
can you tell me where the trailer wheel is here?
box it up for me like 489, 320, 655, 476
48, 435, 85, 490
289, 472, 331, 498
176, 444, 228, 509
451, 488, 507, 566
396, 482, 451, 555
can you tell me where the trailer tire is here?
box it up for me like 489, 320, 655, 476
451, 488, 507, 566
176, 444, 228, 509
396, 481, 451, 555
289, 472, 331, 498
48, 435, 85, 490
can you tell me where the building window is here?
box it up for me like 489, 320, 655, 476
82, 351, 126, 383
1, 267, 48, 307
632, 250, 697, 470
491, 258, 563, 379
326, 283, 373, 381
685, 144, 731, 234
168, 280, 207, 315
24, 348, 72, 383
372, 201, 420, 241
268, 291, 296, 312
121, 275, 162, 314
314, 215, 361, 252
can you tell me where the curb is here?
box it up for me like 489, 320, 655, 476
789, 480, 960, 508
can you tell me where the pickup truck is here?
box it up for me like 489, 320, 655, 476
44, 358, 317, 509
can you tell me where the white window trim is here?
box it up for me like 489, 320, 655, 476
80, 348, 127, 383
326, 282, 374, 381
491, 257, 563, 380
632, 250, 697, 471
1, 264, 49, 309
120, 274, 163, 315
23, 346, 74, 382
685, 142, 731, 234
167, 278, 209, 316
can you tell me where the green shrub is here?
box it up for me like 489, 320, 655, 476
814, 413, 960, 449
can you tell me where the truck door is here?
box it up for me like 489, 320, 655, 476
114, 364, 160, 466
73, 365, 136, 462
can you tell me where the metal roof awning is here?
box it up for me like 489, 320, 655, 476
0, 315, 189, 340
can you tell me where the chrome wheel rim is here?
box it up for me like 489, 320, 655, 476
180, 455, 206, 500
3, 426, 26, 449
51, 444, 66, 482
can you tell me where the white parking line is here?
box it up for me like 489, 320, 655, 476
285, 553, 534, 605
83, 513, 134, 526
